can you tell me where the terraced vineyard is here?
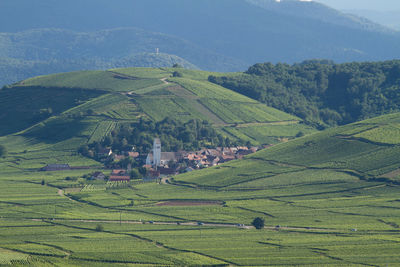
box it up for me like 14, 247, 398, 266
2, 68, 400, 265
0, 67, 315, 173
0, 113, 398, 265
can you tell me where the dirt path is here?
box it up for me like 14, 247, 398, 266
33, 218, 335, 232
160, 77, 170, 84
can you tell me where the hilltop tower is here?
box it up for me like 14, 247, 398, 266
153, 138, 161, 168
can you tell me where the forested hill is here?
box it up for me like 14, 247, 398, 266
209, 60, 400, 127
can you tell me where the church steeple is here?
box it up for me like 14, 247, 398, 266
153, 138, 161, 169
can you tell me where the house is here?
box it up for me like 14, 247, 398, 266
148, 169, 160, 178
220, 154, 236, 163
127, 152, 139, 158
109, 169, 130, 181
41, 164, 71, 171
112, 169, 127, 176
92, 172, 106, 180
109, 175, 130, 181
237, 149, 252, 156
113, 154, 125, 161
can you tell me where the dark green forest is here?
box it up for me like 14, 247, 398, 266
209, 60, 400, 127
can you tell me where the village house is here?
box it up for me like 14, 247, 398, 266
143, 138, 262, 178
109, 169, 130, 182
91, 171, 106, 180
127, 151, 139, 159
113, 154, 125, 161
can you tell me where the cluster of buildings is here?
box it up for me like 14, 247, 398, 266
42, 138, 262, 181
102, 138, 261, 180
143, 138, 260, 177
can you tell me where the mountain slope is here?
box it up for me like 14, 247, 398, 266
246, 0, 394, 33
1, 0, 400, 74
0, 27, 245, 86
0, 68, 315, 168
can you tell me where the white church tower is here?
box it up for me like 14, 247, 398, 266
153, 138, 161, 168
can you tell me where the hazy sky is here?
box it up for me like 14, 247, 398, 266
315, 0, 400, 11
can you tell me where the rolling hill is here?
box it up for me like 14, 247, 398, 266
175, 112, 400, 188
0, 67, 315, 170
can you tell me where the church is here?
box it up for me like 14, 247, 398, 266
146, 138, 181, 168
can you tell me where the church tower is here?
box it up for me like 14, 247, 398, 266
153, 138, 161, 168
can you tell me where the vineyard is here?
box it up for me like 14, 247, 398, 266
1, 68, 400, 265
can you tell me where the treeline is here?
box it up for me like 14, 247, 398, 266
209, 60, 400, 127
80, 118, 238, 161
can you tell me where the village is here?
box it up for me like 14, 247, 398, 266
41, 138, 262, 182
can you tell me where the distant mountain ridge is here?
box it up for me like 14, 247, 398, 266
246, 0, 395, 33
0, 28, 243, 86
1, 0, 400, 86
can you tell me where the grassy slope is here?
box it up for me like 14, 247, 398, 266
0, 113, 400, 265
0, 67, 314, 168
177, 112, 400, 187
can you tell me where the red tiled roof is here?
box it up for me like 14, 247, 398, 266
109, 176, 130, 181
112, 169, 126, 175
128, 152, 139, 158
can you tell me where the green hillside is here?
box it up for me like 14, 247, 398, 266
211, 60, 400, 127
176, 112, 400, 187
0, 111, 400, 265
0, 67, 314, 167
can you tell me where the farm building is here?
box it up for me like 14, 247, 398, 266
109, 175, 130, 181
91, 172, 106, 180
109, 169, 130, 181
41, 164, 71, 171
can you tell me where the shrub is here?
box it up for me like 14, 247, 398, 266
173, 71, 183, 77
252, 217, 265, 229
0, 145, 6, 157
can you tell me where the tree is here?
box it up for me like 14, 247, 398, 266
252, 217, 265, 229
95, 224, 104, 232
173, 71, 183, 77
130, 169, 141, 179
138, 167, 148, 177
0, 145, 6, 157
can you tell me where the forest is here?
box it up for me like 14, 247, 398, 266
209, 60, 400, 127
